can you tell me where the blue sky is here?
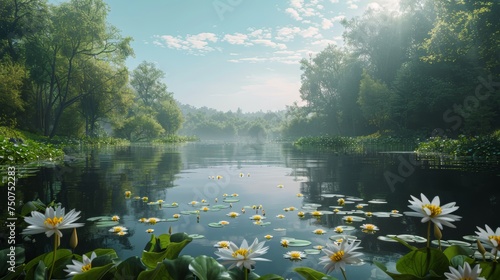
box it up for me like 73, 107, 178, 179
56, 0, 400, 112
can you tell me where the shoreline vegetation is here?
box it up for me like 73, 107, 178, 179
3, 125, 500, 166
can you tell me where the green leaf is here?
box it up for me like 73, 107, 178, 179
141, 234, 192, 269
390, 236, 418, 251
443, 245, 474, 261
114, 256, 146, 280
293, 267, 338, 280
21, 200, 46, 217
479, 261, 500, 279
162, 255, 195, 280
396, 247, 449, 278
72, 263, 114, 280
227, 268, 262, 280
137, 262, 171, 280
188, 255, 232, 280
0, 247, 24, 277
374, 261, 426, 280
256, 274, 285, 280
34, 261, 47, 280
449, 255, 474, 268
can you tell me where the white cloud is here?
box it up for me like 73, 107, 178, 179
330, 0, 339, 3
290, 0, 304, 9
223, 33, 250, 45
311, 39, 338, 47
367, 0, 401, 12
276, 26, 301, 41
321, 18, 333, 30
251, 39, 287, 50
285, 7, 303, 20
347, 0, 360, 9
332, 15, 346, 22
300, 26, 321, 38
156, 33, 218, 53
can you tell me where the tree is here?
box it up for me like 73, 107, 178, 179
357, 71, 395, 130
130, 61, 171, 107
24, 0, 133, 137
0, 58, 25, 124
156, 100, 183, 135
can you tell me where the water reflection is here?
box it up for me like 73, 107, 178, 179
7, 143, 500, 279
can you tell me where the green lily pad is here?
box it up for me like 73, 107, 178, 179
165, 218, 179, 222
95, 221, 120, 227
223, 199, 240, 203
87, 216, 111, 221
188, 234, 205, 239
304, 249, 321, 255
208, 223, 224, 228
285, 239, 312, 247
212, 204, 230, 209
180, 211, 199, 215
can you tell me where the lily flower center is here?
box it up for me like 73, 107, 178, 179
365, 224, 375, 230
289, 251, 302, 259
422, 204, 442, 217
488, 235, 500, 246
330, 250, 345, 262
44, 217, 64, 227
81, 263, 91, 272
232, 248, 249, 258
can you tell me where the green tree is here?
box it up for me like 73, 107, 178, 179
358, 71, 395, 130
130, 61, 171, 107
23, 0, 133, 137
156, 100, 183, 135
0, 58, 25, 124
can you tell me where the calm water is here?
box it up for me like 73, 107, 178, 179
7, 142, 500, 279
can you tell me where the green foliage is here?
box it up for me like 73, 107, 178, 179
188, 255, 232, 280
0, 134, 64, 165
293, 267, 338, 280
416, 135, 500, 158
141, 233, 193, 269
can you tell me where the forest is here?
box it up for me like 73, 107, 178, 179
1, 0, 499, 142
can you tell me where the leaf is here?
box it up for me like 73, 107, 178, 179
256, 274, 285, 280
293, 267, 338, 280
374, 261, 426, 280
443, 245, 474, 261
141, 234, 192, 269
227, 268, 262, 280
137, 262, 171, 280
34, 261, 47, 280
114, 256, 146, 280
479, 261, 500, 279
72, 263, 114, 280
396, 247, 449, 278
0, 247, 24, 277
162, 255, 195, 280
390, 236, 418, 251
188, 255, 232, 280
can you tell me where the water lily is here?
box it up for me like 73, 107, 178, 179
334, 226, 344, 233
142, 196, 148, 202
214, 241, 231, 249
284, 251, 307, 261
146, 229, 154, 233
138, 217, 147, 223
297, 193, 304, 197
444, 262, 485, 280
214, 238, 270, 270
475, 224, 500, 255
64, 252, 97, 276
227, 212, 240, 218
344, 216, 354, 223
117, 231, 127, 236
201, 206, 210, 211
297, 211, 305, 217
250, 215, 265, 221
311, 211, 323, 217
277, 184, 284, 188
111, 215, 120, 222
173, 214, 180, 219
264, 234, 273, 240
319, 238, 364, 275
281, 239, 290, 248
22, 205, 83, 238
404, 193, 461, 229
360, 224, 379, 233
219, 220, 230, 226
276, 214, 285, 219
109, 226, 128, 233
338, 198, 345, 206
365, 212, 373, 217
313, 229, 327, 235
124, 191, 131, 198
147, 217, 160, 225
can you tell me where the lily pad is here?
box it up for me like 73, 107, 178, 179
188, 234, 205, 239
212, 204, 230, 209
273, 228, 286, 232
304, 249, 321, 255
180, 210, 199, 215
87, 216, 111, 221
287, 239, 312, 247
208, 223, 224, 228
165, 218, 179, 222
94, 221, 120, 227
223, 198, 240, 203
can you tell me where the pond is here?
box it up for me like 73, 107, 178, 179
9, 142, 500, 279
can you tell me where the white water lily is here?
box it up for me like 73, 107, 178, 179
64, 252, 97, 276
319, 238, 364, 274
475, 224, 500, 255
214, 238, 270, 270
22, 205, 83, 238
284, 251, 307, 261
444, 262, 485, 280
404, 193, 461, 229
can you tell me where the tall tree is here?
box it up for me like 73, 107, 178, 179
130, 61, 171, 108
24, 0, 133, 137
